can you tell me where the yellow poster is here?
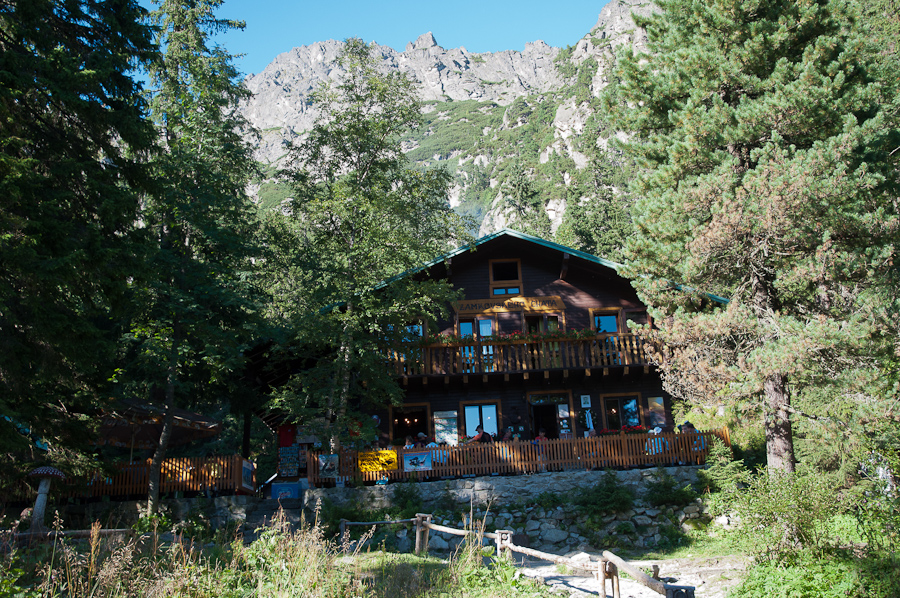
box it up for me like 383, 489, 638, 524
358, 450, 398, 472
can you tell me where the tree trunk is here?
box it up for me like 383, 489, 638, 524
752, 269, 795, 472
764, 373, 795, 472
147, 323, 180, 516
242, 409, 251, 459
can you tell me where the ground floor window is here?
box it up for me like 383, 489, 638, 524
646, 397, 666, 428
461, 402, 499, 438
390, 404, 431, 444
600, 394, 641, 430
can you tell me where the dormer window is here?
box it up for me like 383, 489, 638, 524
490, 259, 522, 296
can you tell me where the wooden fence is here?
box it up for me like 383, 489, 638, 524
308, 428, 729, 487
388, 333, 649, 377
0, 455, 253, 505
60, 454, 253, 500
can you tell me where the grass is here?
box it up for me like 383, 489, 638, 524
0, 509, 560, 598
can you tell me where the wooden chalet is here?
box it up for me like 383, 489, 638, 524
375, 228, 672, 445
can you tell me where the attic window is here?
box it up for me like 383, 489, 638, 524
490, 259, 522, 297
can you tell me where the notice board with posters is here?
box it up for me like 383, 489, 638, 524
433, 411, 458, 446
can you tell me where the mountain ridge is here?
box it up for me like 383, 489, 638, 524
242, 0, 657, 239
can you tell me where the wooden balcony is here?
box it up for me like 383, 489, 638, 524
387, 333, 650, 379
308, 428, 730, 487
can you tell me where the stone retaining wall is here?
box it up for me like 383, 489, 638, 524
306, 466, 711, 553
44, 466, 712, 554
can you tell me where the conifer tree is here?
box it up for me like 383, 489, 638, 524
122, 0, 259, 514
0, 0, 155, 473
606, 0, 900, 471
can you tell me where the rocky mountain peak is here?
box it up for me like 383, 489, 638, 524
406, 32, 439, 52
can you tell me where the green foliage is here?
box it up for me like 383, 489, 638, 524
0, 0, 156, 474
697, 438, 750, 493
121, 0, 262, 513
732, 551, 900, 598
534, 491, 566, 509
644, 469, 698, 507
131, 512, 173, 534
573, 471, 634, 518
0, 565, 39, 598
716, 469, 849, 560
607, 0, 900, 472
267, 39, 472, 446
392, 480, 425, 520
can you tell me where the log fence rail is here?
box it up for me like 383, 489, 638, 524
336, 512, 696, 597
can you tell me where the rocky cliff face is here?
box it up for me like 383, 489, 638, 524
242, 0, 657, 237
243, 31, 565, 164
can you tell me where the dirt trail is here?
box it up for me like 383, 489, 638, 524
515, 554, 748, 598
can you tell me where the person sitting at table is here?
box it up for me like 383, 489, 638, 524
645, 427, 670, 459
500, 428, 515, 441
681, 421, 706, 452
415, 432, 429, 447
403, 436, 415, 449
467, 425, 493, 444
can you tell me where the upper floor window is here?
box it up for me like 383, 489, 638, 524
591, 308, 620, 333
490, 259, 522, 296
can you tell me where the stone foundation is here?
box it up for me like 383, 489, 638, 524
304, 465, 711, 553
39, 466, 711, 553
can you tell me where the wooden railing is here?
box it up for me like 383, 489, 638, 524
387, 333, 649, 377
308, 428, 728, 487
51, 455, 252, 501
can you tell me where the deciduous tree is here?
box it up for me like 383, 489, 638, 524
121, 0, 260, 514
268, 39, 471, 449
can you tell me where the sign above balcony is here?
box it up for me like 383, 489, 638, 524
453, 296, 565, 314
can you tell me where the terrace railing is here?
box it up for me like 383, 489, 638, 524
388, 333, 650, 377
61, 454, 253, 500
307, 428, 729, 487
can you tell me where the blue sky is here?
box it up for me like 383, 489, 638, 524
183, 0, 611, 76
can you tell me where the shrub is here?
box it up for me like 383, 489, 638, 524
573, 471, 634, 518
722, 468, 847, 560
644, 469, 698, 508
731, 551, 900, 598
392, 480, 424, 520
698, 438, 750, 493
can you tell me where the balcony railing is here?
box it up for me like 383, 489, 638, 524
308, 428, 730, 487
388, 333, 649, 377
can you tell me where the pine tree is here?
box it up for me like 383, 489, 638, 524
121, 0, 260, 514
268, 39, 471, 449
0, 0, 155, 474
606, 0, 900, 471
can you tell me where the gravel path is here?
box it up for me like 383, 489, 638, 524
513, 554, 748, 598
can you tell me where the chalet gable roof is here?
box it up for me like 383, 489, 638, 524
377, 228, 622, 290
376, 228, 728, 305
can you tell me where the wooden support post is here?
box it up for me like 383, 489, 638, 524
339, 519, 348, 554
414, 514, 423, 555
597, 558, 607, 595
495, 529, 513, 560
609, 562, 621, 598
415, 513, 432, 556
